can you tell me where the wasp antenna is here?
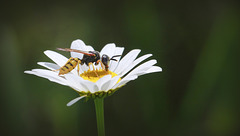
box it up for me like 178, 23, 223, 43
110, 58, 118, 61
110, 55, 121, 61
112, 55, 121, 58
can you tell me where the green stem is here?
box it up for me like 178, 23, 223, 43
94, 98, 105, 136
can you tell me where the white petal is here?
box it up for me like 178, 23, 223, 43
135, 66, 162, 76
101, 81, 111, 91
95, 75, 112, 90
64, 73, 91, 92
67, 96, 85, 106
114, 49, 141, 74
79, 82, 90, 92
118, 54, 152, 77
101, 78, 113, 91
24, 69, 68, 86
100, 43, 116, 58
109, 47, 124, 72
70, 40, 95, 59
105, 76, 121, 91
70, 40, 86, 59
112, 75, 138, 89
80, 64, 90, 73
37, 62, 60, 70
146, 66, 162, 73
64, 73, 87, 91
44, 50, 68, 67
85, 45, 94, 51
81, 80, 99, 93
124, 59, 157, 78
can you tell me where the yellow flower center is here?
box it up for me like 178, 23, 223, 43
80, 69, 121, 83
78, 69, 122, 99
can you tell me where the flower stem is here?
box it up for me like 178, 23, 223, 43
94, 97, 105, 136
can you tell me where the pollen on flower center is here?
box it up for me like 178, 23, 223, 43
80, 69, 120, 83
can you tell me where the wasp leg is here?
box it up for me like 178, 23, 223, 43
89, 62, 99, 77
95, 60, 100, 65
99, 60, 109, 72
97, 60, 105, 70
77, 59, 81, 76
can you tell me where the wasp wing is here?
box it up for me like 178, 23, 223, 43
57, 48, 95, 56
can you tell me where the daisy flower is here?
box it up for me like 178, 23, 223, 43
24, 39, 162, 106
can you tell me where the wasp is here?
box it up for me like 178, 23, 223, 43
54, 48, 121, 76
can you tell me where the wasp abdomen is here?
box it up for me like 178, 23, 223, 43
59, 58, 80, 75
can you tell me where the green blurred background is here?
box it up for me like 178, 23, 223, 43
0, 0, 240, 136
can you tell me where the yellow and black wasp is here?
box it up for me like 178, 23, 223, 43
54, 48, 121, 76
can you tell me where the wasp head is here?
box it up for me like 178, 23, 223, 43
101, 54, 121, 71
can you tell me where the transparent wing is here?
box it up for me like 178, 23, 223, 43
57, 48, 95, 56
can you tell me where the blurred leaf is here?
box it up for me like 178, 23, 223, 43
0, 25, 29, 135
177, 8, 240, 135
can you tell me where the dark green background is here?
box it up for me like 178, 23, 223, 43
0, 0, 240, 136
